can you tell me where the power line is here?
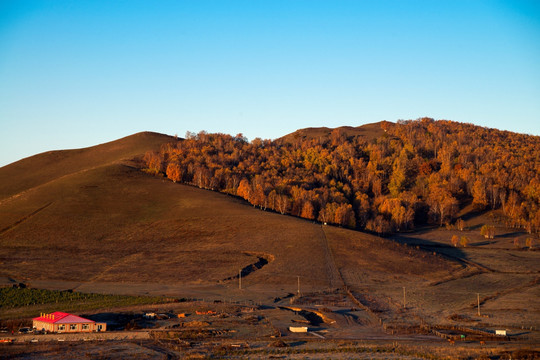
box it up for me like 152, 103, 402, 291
239, 269, 242, 290
403, 286, 406, 309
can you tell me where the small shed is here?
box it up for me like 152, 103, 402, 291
289, 326, 308, 333
495, 329, 507, 336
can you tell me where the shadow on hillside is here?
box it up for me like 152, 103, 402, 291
390, 234, 468, 263
469, 240, 496, 246
289, 341, 307, 347
467, 223, 484, 231
459, 206, 489, 222
497, 231, 523, 239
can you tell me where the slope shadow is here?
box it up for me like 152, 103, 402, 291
390, 233, 468, 263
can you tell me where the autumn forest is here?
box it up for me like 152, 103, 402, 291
143, 119, 540, 235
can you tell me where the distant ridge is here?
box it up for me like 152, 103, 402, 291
0, 131, 176, 201
277, 121, 390, 144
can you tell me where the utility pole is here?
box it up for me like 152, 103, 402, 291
239, 269, 242, 290
403, 287, 406, 309
297, 276, 301, 296
477, 293, 480, 316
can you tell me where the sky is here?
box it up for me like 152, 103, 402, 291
1, 0, 539, 167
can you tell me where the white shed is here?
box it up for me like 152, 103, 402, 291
289, 326, 308, 333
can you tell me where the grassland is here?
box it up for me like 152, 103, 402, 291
0, 131, 538, 359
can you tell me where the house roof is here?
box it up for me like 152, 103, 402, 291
33, 312, 95, 324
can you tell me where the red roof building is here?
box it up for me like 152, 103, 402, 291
33, 312, 106, 333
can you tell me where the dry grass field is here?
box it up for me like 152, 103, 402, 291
1, 132, 538, 358
0, 132, 453, 293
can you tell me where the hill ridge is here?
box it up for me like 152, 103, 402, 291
0, 131, 176, 201
277, 121, 389, 143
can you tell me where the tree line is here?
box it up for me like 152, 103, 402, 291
143, 118, 540, 234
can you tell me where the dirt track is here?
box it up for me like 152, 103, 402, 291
4, 330, 150, 343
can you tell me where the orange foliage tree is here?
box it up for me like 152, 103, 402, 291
143, 119, 540, 233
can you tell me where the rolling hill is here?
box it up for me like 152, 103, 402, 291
0, 129, 456, 293
1, 125, 538, 340
0, 132, 176, 202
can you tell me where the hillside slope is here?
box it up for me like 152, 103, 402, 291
0, 131, 457, 296
0, 131, 176, 201
1, 130, 537, 336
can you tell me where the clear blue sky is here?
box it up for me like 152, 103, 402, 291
1, 0, 539, 167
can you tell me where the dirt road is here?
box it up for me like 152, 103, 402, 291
4, 330, 150, 343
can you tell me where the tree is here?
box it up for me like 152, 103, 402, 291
166, 162, 182, 182
236, 179, 251, 200
318, 202, 338, 225
460, 236, 469, 247
488, 226, 495, 239
249, 180, 266, 208
472, 178, 488, 209
480, 225, 495, 239
451, 235, 459, 247
353, 192, 371, 227
427, 185, 459, 226
456, 218, 465, 231
143, 151, 163, 175
300, 201, 315, 220
334, 203, 356, 228
276, 194, 289, 215
366, 215, 392, 236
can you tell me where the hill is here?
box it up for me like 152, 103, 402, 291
1, 123, 538, 351
0, 127, 458, 294
0, 136, 455, 289
147, 119, 540, 234
0, 131, 176, 202
276, 121, 389, 144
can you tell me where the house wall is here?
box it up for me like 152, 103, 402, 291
55, 323, 95, 333
33, 320, 54, 332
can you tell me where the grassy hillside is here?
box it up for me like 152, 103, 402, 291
0, 160, 456, 289
0, 130, 457, 295
1, 129, 537, 339
0, 131, 176, 201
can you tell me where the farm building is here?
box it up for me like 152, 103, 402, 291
33, 312, 106, 333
